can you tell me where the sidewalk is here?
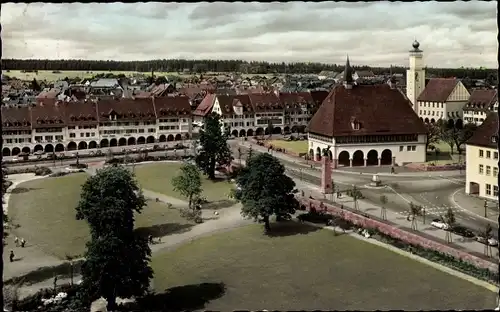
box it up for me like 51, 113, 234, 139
451, 189, 499, 222
239, 141, 465, 178
294, 179, 498, 262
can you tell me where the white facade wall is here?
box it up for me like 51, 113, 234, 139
406, 51, 426, 108
465, 144, 499, 200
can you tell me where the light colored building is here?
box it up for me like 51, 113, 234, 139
193, 91, 328, 137
1, 96, 192, 156
416, 78, 470, 127
465, 113, 498, 201
308, 57, 427, 168
463, 89, 498, 126
406, 40, 426, 108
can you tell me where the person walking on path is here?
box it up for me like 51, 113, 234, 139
21, 238, 26, 248
14, 236, 19, 247
9, 250, 15, 262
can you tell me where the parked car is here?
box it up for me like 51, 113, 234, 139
450, 225, 475, 238
34, 150, 44, 156
430, 219, 449, 230
476, 236, 498, 246
174, 143, 184, 149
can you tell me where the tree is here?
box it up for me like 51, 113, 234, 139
267, 120, 274, 138
195, 113, 232, 180
350, 185, 361, 210
453, 123, 477, 154
439, 126, 455, 154
442, 207, 456, 243
237, 146, 243, 166
31, 78, 41, 91
247, 146, 254, 162
379, 195, 388, 220
481, 223, 493, 256
75, 166, 153, 310
425, 123, 440, 151
172, 163, 202, 210
408, 202, 422, 230
237, 153, 299, 232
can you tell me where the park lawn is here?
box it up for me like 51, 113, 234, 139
268, 139, 308, 154
150, 224, 495, 311
8, 173, 193, 259
134, 162, 235, 203
426, 140, 463, 164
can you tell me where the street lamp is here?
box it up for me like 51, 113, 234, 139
484, 200, 488, 218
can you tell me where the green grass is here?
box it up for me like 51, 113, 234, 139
150, 223, 496, 311
134, 163, 235, 204
5, 70, 279, 82
8, 173, 194, 259
268, 140, 308, 154
426, 140, 463, 164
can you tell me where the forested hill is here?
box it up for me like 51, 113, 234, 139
1, 58, 496, 80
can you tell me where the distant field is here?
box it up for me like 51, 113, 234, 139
3, 70, 278, 82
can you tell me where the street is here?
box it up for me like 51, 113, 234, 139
231, 141, 499, 239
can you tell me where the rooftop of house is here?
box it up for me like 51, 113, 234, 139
466, 113, 498, 149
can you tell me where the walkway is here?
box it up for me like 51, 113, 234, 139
2, 169, 250, 299
294, 178, 498, 260
451, 188, 499, 222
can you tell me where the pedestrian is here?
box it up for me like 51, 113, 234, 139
148, 235, 153, 244
391, 166, 395, 174
9, 250, 14, 262
21, 238, 26, 248
14, 236, 19, 247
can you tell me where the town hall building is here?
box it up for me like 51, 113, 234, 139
307, 55, 427, 168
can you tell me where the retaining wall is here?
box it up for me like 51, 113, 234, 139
300, 198, 498, 274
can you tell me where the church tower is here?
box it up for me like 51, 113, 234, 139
406, 40, 426, 112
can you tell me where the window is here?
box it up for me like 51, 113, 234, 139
69, 133, 76, 138
80, 133, 84, 138
494, 152, 498, 159
479, 149, 484, 157
494, 185, 498, 197
486, 184, 491, 196
486, 166, 491, 175
399, 146, 404, 152
494, 167, 498, 177
479, 164, 484, 174
486, 151, 491, 158
411, 146, 416, 151
492, 136, 498, 143
407, 146, 411, 151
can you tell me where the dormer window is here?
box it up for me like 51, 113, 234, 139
353, 122, 360, 130
492, 136, 498, 143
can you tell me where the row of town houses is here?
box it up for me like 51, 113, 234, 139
1, 90, 327, 156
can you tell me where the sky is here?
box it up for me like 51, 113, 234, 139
1, 2, 497, 68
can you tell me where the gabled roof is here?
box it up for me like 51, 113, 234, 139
1, 106, 32, 130
465, 89, 497, 109
308, 84, 426, 137
193, 94, 216, 117
217, 94, 253, 116
466, 113, 498, 149
153, 96, 191, 117
417, 78, 458, 102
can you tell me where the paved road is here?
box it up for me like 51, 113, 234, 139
232, 142, 499, 238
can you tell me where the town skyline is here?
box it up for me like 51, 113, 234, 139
1, 2, 497, 68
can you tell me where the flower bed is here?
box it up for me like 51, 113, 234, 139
299, 198, 498, 276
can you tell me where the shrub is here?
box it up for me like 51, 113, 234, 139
11, 284, 82, 311
180, 208, 202, 223
105, 158, 123, 165
69, 163, 88, 169
49, 172, 69, 178
346, 188, 364, 199
34, 166, 53, 176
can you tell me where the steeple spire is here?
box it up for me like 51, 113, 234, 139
343, 55, 354, 89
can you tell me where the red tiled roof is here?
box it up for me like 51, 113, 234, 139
36, 89, 60, 100
217, 94, 253, 116
417, 78, 458, 102
1, 106, 32, 130
248, 93, 282, 112
153, 96, 191, 118
310, 90, 329, 107
96, 98, 156, 122
466, 113, 498, 149
31, 102, 67, 129
309, 84, 427, 137
279, 92, 313, 112
193, 94, 216, 117
64, 101, 99, 126
466, 89, 497, 109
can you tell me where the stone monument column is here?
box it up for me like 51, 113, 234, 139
321, 156, 333, 194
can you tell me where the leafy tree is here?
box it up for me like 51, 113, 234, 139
425, 123, 440, 151
379, 195, 388, 220
195, 113, 232, 179
266, 120, 274, 137
237, 146, 243, 166
247, 146, 254, 162
237, 153, 299, 231
453, 123, 477, 154
439, 126, 455, 154
75, 166, 153, 310
442, 207, 456, 243
172, 163, 202, 210
408, 202, 422, 230
31, 78, 41, 91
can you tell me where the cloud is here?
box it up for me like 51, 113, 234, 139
1, 2, 497, 68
